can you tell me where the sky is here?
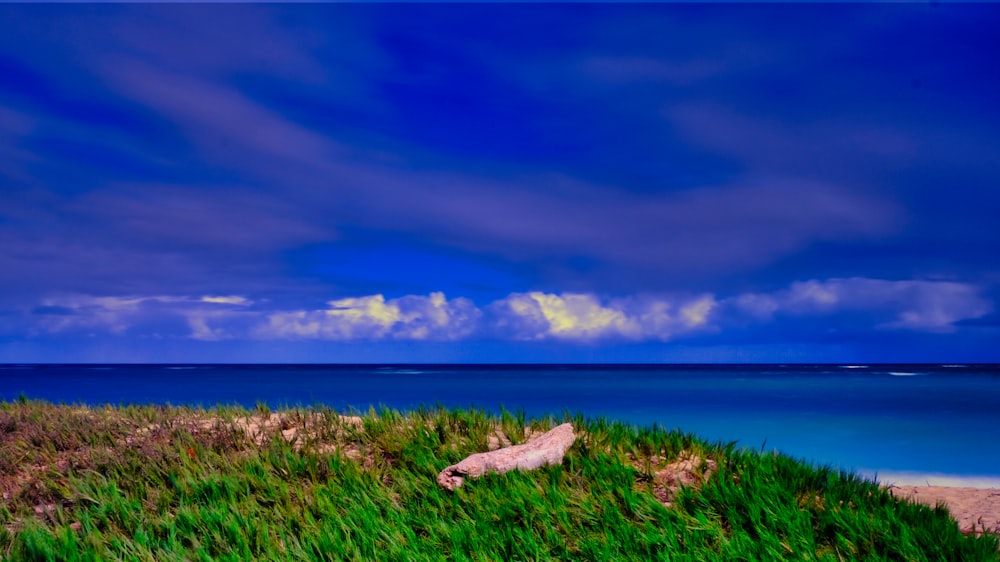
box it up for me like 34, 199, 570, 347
0, 3, 998, 363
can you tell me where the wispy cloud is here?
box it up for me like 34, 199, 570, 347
725, 278, 992, 333
25, 294, 254, 341
0, 5, 914, 307
103, 58, 340, 174
1, 5, 997, 361
97, 53, 901, 280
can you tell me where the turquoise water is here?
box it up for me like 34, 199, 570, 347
2, 364, 998, 485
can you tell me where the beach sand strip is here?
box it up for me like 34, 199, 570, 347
885, 485, 1000, 536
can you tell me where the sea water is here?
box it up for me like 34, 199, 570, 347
2, 363, 998, 487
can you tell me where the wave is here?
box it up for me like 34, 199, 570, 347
375, 368, 425, 375
838, 365, 869, 369
888, 371, 927, 377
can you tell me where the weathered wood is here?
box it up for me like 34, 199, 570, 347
437, 423, 576, 490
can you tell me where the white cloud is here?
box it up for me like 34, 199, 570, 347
201, 295, 251, 305
490, 292, 718, 341
495, 292, 638, 340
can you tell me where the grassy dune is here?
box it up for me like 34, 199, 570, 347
1, 399, 997, 561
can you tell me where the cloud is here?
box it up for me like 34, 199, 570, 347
26, 294, 254, 340
28, 295, 174, 335
492, 292, 637, 340
200, 296, 251, 306
104, 58, 339, 173
0, 4, 996, 364
74, 186, 331, 253
0, 4, 919, 307
256, 292, 481, 341
33, 12, 898, 264
106, 56, 897, 281
361, 173, 898, 285
727, 278, 992, 333
107, 5, 335, 82
0, 182, 333, 302
11, 277, 993, 345
488, 292, 717, 341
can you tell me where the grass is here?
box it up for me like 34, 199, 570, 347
0, 398, 997, 561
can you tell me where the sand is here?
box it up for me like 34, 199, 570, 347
885, 484, 1000, 536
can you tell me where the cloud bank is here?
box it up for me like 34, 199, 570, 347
15, 278, 990, 344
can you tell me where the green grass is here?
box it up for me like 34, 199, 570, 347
1, 399, 996, 561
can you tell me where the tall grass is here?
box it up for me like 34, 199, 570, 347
1, 399, 996, 561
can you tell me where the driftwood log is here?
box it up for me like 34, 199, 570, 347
437, 423, 576, 490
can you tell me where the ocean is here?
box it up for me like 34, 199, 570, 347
2, 363, 998, 487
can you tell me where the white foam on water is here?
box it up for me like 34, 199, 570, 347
839, 365, 869, 369
888, 371, 926, 376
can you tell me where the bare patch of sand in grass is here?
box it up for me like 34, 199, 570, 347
651, 450, 718, 506
123, 410, 365, 450
623, 449, 718, 507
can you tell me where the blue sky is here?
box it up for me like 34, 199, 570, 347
1, 4, 998, 363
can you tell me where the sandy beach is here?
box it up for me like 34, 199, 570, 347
885, 485, 1000, 536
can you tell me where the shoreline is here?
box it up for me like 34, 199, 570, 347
857, 470, 1000, 537
858, 470, 1000, 489
881, 484, 1000, 536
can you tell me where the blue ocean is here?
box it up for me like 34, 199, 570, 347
2, 364, 998, 487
